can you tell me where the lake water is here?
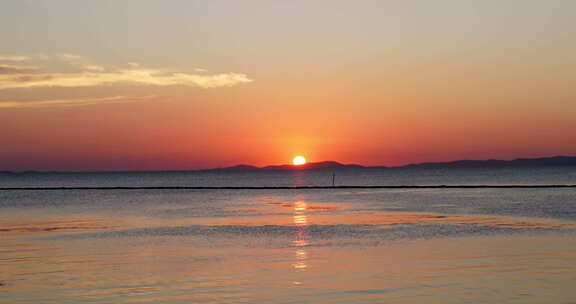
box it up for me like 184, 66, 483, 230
1, 168, 576, 303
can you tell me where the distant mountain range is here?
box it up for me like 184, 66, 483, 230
209, 156, 576, 172
213, 161, 366, 172
2, 156, 575, 174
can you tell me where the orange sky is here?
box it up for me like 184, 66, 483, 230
1, 1, 575, 171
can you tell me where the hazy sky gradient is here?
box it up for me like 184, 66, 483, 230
1, 0, 575, 170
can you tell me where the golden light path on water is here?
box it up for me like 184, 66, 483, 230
292, 200, 309, 277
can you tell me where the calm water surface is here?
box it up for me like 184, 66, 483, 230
1, 169, 576, 303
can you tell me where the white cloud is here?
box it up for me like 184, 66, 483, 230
0, 95, 157, 108
83, 65, 106, 72
0, 55, 32, 62
0, 55, 253, 89
58, 54, 106, 72
0, 64, 38, 74
0, 68, 252, 89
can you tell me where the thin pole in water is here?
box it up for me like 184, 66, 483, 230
331, 172, 336, 187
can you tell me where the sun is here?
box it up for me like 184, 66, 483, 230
293, 155, 307, 166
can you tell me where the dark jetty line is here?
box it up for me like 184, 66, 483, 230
1, 185, 576, 191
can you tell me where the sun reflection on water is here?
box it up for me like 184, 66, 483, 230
292, 200, 309, 272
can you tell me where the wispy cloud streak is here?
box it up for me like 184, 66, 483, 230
0, 64, 38, 74
0, 54, 253, 90
0, 55, 32, 62
0, 95, 157, 108
0, 69, 252, 89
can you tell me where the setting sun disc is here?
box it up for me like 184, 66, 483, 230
293, 156, 307, 166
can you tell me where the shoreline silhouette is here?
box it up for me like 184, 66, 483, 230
2, 155, 575, 174
2, 184, 576, 191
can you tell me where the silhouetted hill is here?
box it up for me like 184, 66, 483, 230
209, 164, 259, 172
263, 161, 365, 171
211, 161, 366, 172
211, 156, 576, 172
9, 156, 572, 173
402, 156, 576, 169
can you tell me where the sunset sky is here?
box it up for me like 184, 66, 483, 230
1, 0, 575, 171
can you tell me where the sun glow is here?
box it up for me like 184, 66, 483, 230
293, 156, 307, 166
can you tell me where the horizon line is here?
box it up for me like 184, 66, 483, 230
1, 154, 575, 174
2, 185, 576, 191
